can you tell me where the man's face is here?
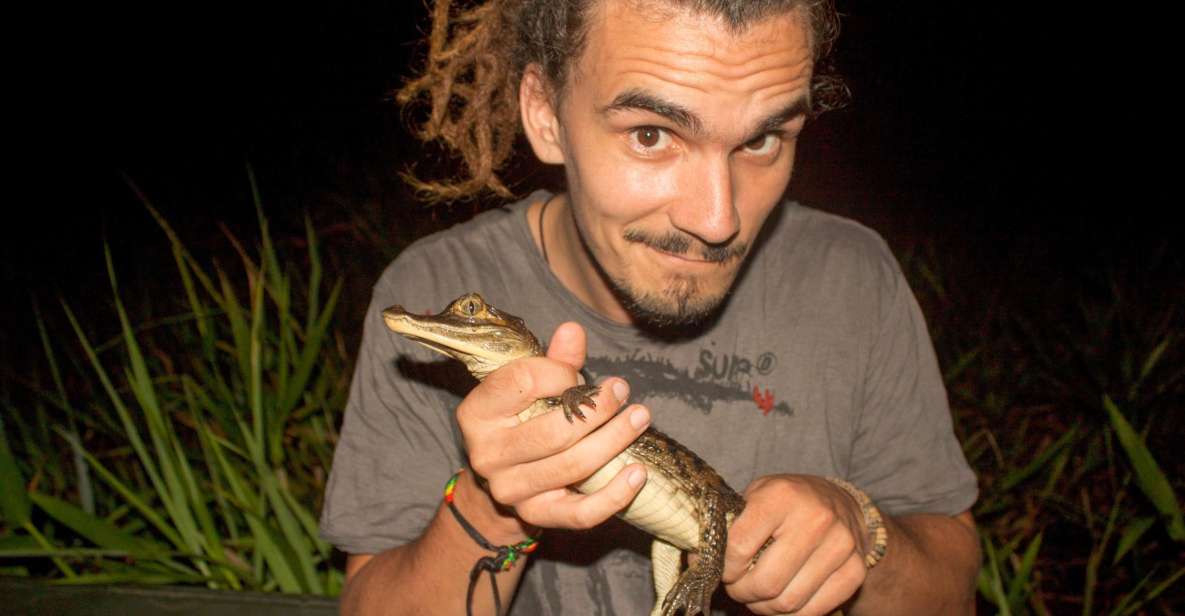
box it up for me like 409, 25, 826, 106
550, 0, 813, 328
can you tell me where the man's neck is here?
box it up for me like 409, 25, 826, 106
531, 193, 633, 325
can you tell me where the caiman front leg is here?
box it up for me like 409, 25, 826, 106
518, 384, 601, 422
661, 491, 731, 616
558, 384, 600, 422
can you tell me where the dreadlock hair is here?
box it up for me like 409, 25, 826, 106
397, 0, 847, 203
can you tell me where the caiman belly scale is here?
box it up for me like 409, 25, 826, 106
383, 293, 746, 616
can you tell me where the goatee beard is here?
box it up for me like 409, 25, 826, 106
598, 228, 746, 334
607, 272, 729, 332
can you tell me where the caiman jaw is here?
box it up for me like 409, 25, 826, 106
382, 293, 542, 380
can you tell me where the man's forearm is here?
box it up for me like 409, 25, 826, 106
849, 511, 980, 615
339, 472, 533, 616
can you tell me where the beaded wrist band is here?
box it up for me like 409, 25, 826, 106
443, 470, 539, 616
825, 477, 888, 568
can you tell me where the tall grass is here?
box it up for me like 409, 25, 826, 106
904, 241, 1185, 614
0, 172, 347, 593
2, 182, 1182, 612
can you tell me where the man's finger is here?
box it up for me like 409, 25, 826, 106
489, 378, 630, 466
748, 553, 864, 616
546, 321, 587, 371
458, 356, 580, 425
748, 523, 860, 613
725, 532, 812, 604
516, 463, 648, 529
722, 498, 785, 584
490, 402, 649, 503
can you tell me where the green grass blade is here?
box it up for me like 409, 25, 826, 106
1135, 337, 1170, 387
0, 418, 32, 526
68, 435, 184, 549
274, 278, 342, 461
21, 522, 77, 578
979, 532, 1011, 616
173, 242, 214, 358
1006, 532, 1042, 610
29, 492, 165, 556
60, 300, 170, 514
304, 212, 322, 331
260, 472, 320, 593
217, 266, 252, 387
277, 475, 330, 560
33, 302, 94, 514
999, 425, 1079, 492
0, 535, 40, 551
943, 347, 980, 383
248, 258, 267, 463
208, 436, 304, 592
107, 246, 206, 555
1113, 515, 1156, 565
1085, 489, 1124, 616
126, 174, 221, 300
242, 512, 305, 593
1104, 396, 1185, 541
1140, 566, 1185, 608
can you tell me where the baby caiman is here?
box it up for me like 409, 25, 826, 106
383, 292, 747, 616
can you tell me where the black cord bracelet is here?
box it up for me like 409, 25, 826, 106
443, 471, 538, 616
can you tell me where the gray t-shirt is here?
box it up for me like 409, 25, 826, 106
320, 191, 978, 614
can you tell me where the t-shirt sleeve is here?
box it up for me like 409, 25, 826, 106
318, 255, 468, 555
847, 252, 979, 517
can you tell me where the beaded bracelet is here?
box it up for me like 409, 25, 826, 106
825, 477, 888, 568
443, 470, 539, 616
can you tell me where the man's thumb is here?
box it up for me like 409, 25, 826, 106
546, 321, 587, 371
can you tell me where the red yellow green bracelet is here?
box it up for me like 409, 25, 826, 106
444, 470, 539, 615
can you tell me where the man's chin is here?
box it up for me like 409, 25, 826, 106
611, 277, 730, 335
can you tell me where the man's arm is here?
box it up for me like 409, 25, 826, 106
851, 509, 978, 614
337, 323, 649, 615
721, 475, 979, 616
339, 471, 532, 615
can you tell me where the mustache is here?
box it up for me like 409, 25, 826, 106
623, 229, 747, 264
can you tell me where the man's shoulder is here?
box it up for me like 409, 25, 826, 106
373, 194, 538, 293
767, 202, 898, 273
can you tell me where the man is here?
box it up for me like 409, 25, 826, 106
320, 0, 980, 614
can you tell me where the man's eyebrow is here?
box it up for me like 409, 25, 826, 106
599, 90, 811, 141
743, 97, 810, 142
599, 89, 704, 135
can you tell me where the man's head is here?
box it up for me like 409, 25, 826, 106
520, 1, 815, 328
400, 0, 842, 200
401, 0, 843, 329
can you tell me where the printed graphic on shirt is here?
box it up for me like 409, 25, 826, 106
584, 342, 792, 417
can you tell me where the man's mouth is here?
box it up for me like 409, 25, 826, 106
625, 229, 747, 266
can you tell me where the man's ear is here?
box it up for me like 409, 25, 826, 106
520, 65, 565, 165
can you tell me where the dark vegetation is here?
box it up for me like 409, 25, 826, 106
3, 2, 1180, 613
1, 164, 1181, 613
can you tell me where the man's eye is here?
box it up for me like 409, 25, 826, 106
742, 133, 781, 156
630, 127, 672, 151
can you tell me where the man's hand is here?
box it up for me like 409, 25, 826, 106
457, 321, 651, 540
721, 475, 869, 615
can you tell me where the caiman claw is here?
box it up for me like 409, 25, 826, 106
557, 384, 599, 422
661, 561, 718, 616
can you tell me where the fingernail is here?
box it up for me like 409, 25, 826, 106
612, 379, 629, 402
628, 467, 646, 488
629, 406, 650, 430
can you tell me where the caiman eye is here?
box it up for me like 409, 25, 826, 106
463, 300, 478, 315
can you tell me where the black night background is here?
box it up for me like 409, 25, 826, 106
3, 2, 1181, 612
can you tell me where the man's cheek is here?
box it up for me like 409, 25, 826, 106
612, 165, 680, 211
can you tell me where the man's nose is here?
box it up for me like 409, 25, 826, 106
669, 154, 740, 246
